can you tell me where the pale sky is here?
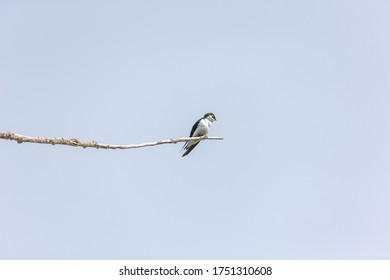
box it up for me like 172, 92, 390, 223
1, 0, 390, 259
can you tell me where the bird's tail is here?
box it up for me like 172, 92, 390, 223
180, 141, 187, 152
181, 142, 199, 157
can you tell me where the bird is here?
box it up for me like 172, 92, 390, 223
182, 112, 217, 157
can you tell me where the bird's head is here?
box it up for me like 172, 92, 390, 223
204, 112, 217, 122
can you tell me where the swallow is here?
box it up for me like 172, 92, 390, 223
182, 112, 217, 157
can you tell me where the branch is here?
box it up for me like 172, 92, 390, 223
0, 132, 223, 150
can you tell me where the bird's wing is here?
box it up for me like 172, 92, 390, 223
189, 119, 202, 137
181, 118, 202, 152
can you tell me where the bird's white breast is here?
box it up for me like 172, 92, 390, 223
193, 119, 210, 137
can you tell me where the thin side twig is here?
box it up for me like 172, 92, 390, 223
0, 132, 223, 150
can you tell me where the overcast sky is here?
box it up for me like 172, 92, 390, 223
1, 0, 390, 259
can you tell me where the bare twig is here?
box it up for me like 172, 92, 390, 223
0, 132, 223, 150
